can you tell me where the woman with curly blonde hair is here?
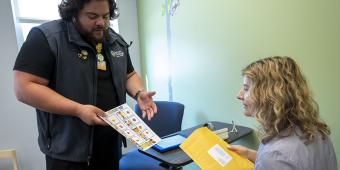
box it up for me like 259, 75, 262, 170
228, 56, 337, 170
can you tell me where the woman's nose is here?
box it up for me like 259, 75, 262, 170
237, 89, 243, 100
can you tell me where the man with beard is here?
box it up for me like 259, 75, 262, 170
13, 0, 157, 170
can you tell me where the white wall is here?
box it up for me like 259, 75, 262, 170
117, 0, 142, 107
0, 0, 44, 170
0, 0, 140, 169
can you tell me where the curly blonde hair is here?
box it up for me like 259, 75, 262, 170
242, 56, 330, 143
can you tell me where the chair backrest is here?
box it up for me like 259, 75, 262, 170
0, 149, 19, 170
135, 101, 184, 137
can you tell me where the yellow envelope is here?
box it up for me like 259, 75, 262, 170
180, 127, 254, 170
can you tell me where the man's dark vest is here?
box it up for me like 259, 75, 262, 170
36, 19, 128, 162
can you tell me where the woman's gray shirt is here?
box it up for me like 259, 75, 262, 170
255, 128, 337, 170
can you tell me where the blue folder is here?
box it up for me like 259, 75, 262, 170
152, 134, 186, 152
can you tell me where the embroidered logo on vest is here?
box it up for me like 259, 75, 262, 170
111, 50, 124, 58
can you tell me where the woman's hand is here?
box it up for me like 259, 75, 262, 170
228, 144, 257, 163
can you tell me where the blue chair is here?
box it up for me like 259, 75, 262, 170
119, 101, 185, 170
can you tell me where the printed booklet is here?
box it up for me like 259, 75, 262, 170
100, 103, 161, 150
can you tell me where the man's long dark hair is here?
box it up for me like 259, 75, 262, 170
58, 0, 119, 21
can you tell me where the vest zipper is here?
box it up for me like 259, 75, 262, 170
87, 47, 97, 166
46, 114, 52, 149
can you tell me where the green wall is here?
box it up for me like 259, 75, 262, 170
137, 0, 340, 168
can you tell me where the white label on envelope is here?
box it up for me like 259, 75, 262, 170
208, 144, 232, 167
